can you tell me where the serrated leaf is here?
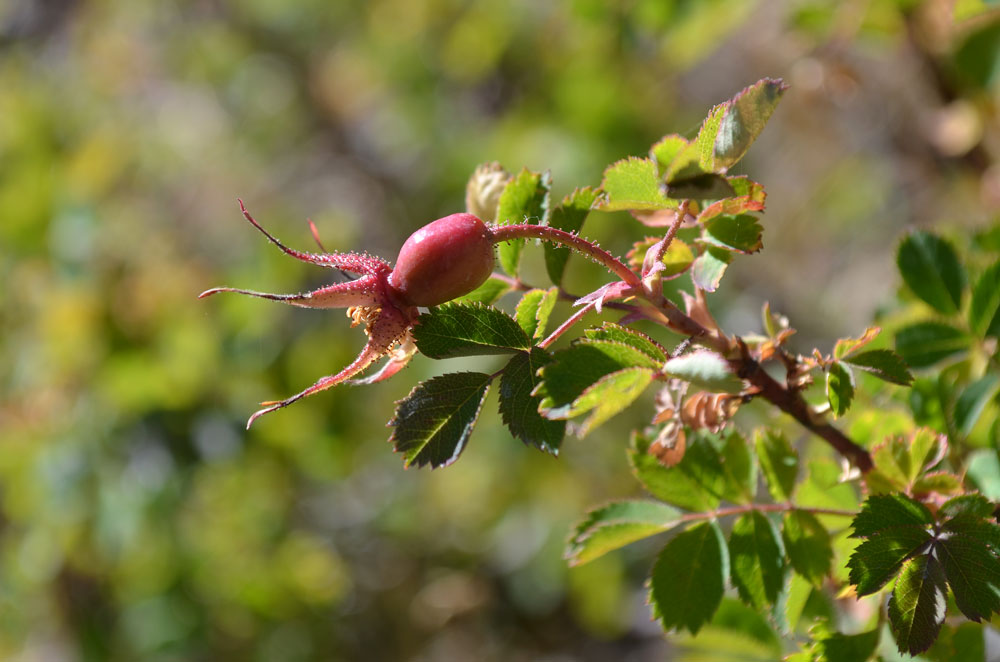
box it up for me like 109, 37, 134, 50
650, 521, 728, 634
842, 349, 914, 386
729, 511, 786, 610
696, 193, 766, 225
720, 429, 756, 505
629, 431, 726, 512
937, 524, 1000, 621
783, 510, 833, 586
544, 187, 597, 285
536, 341, 653, 418
566, 500, 682, 566
514, 287, 558, 341
703, 214, 764, 253
954, 374, 1000, 437
940, 495, 995, 520
783, 572, 812, 633
826, 361, 855, 418
560, 366, 654, 436
414, 302, 531, 358
895, 321, 969, 369
628, 236, 695, 279
495, 169, 551, 276
453, 276, 511, 305
388, 372, 491, 468
598, 157, 671, 211
833, 326, 881, 360
851, 494, 935, 538
849, 529, 934, 596
583, 323, 667, 363
910, 472, 963, 499
969, 261, 1000, 338
663, 350, 744, 394
726, 176, 767, 205
897, 231, 966, 315
696, 78, 788, 173
889, 554, 948, 656
498, 349, 564, 454
650, 133, 689, 175
755, 429, 798, 501
690, 245, 732, 292
665, 173, 735, 200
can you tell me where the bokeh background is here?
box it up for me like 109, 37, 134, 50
2, 0, 999, 660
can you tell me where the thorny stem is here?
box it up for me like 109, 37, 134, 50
491, 224, 642, 288
539, 301, 597, 350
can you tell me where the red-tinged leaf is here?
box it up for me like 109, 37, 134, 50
649, 521, 728, 634
703, 214, 763, 253
696, 78, 788, 173
833, 326, 881, 359
696, 193, 766, 225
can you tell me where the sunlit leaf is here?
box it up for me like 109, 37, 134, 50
453, 276, 512, 305
728, 511, 786, 609
888, 554, 948, 655
598, 157, 671, 211
691, 246, 732, 292
755, 428, 798, 502
969, 261, 1000, 338
496, 168, 551, 275
826, 361, 854, 418
566, 500, 682, 566
650, 134, 689, 175
544, 187, 598, 285
842, 349, 913, 386
583, 323, 667, 364
663, 350, 744, 394
515, 287, 558, 341
895, 321, 968, 368
703, 213, 763, 253
414, 302, 531, 358
783, 510, 833, 586
629, 431, 727, 512
696, 78, 788, 173
389, 372, 492, 468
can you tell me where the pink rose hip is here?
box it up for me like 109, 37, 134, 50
388, 213, 495, 307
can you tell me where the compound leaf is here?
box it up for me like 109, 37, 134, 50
650, 521, 728, 634
498, 348, 564, 455
888, 554, 948, 656
414, 302, 531, 358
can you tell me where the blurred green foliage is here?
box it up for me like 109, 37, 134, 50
1, 0, 998, 659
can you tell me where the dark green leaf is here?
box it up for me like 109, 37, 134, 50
954, 374, 1000, 437
495, 168, 551, 276
783, 510, 833, 586
895, 321, 969, 369
826, 361, 855, 418
897, 231, 966, 314
729, 511, 786, 609
498, 349, 565, 455
544, 187, 597, 285
649, 521, 728, 634
842, 349, 914, 386
690, 246, 732, 292
663, 350, 743, 393
755, 429, 798, 501
937, 523, 1000, 621
726, 175, 767, 204
697, 77, 788, 173
414, 302, 531, 358
553, 366, 654, 436
514, 287, 558, 341
665, 173, 735, 200
703, 214, 763, 253
969, 261, 1000, 338
566, 499, 682, 566
629, 431, 726, 512
453, 276, 512, 305
388, 372, 491, 468
940, 494, 995, 520
888, 554, 948, 656
583, 323, 667, 364
851, 493, 935, 538
598, 157, 671, 211
818, 628, 880, 662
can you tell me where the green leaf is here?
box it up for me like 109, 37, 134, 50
498, 349, 565, 455
783, 510, 833, 586
728, 511, 786, 610
755, 428, 798, 501
514, 287, 558, 341
818, 628, 880, 662
554, 366, 654, 436
388, 372, 491, 468
544, 187, 597, 285
583, 323, 667, 364
690, 246, 732, 292
663, 350, 744, 393
414, 302, 531, 358
629, 236, 695, 279
697, 78, 788, 173
665, 173, 735, 200
629, 431, 726, 512
783, 572, 812, 633
937, 518, 1000, 621
566, 500, 682, 566
969, 261, 1000, 338
940, 494, 995, 520
649, 521, 728, 634
888, 554, 948, 655
598, 157, 671, 211
650, 133, 690, 175
966, 449, 1000, 500
452, 276, 511, 305
953, 374, 1000, 436
703, 214, 763, 253
842, 349, 914, 386
495, 168, 552, 276
720, 429, 756, 505
895, 321, 969, 369
826, 361, 855, 418
726, 175, 767, 204
847, 495, 935, 595
897, 231, 966, 315
851, 493, 935, 538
